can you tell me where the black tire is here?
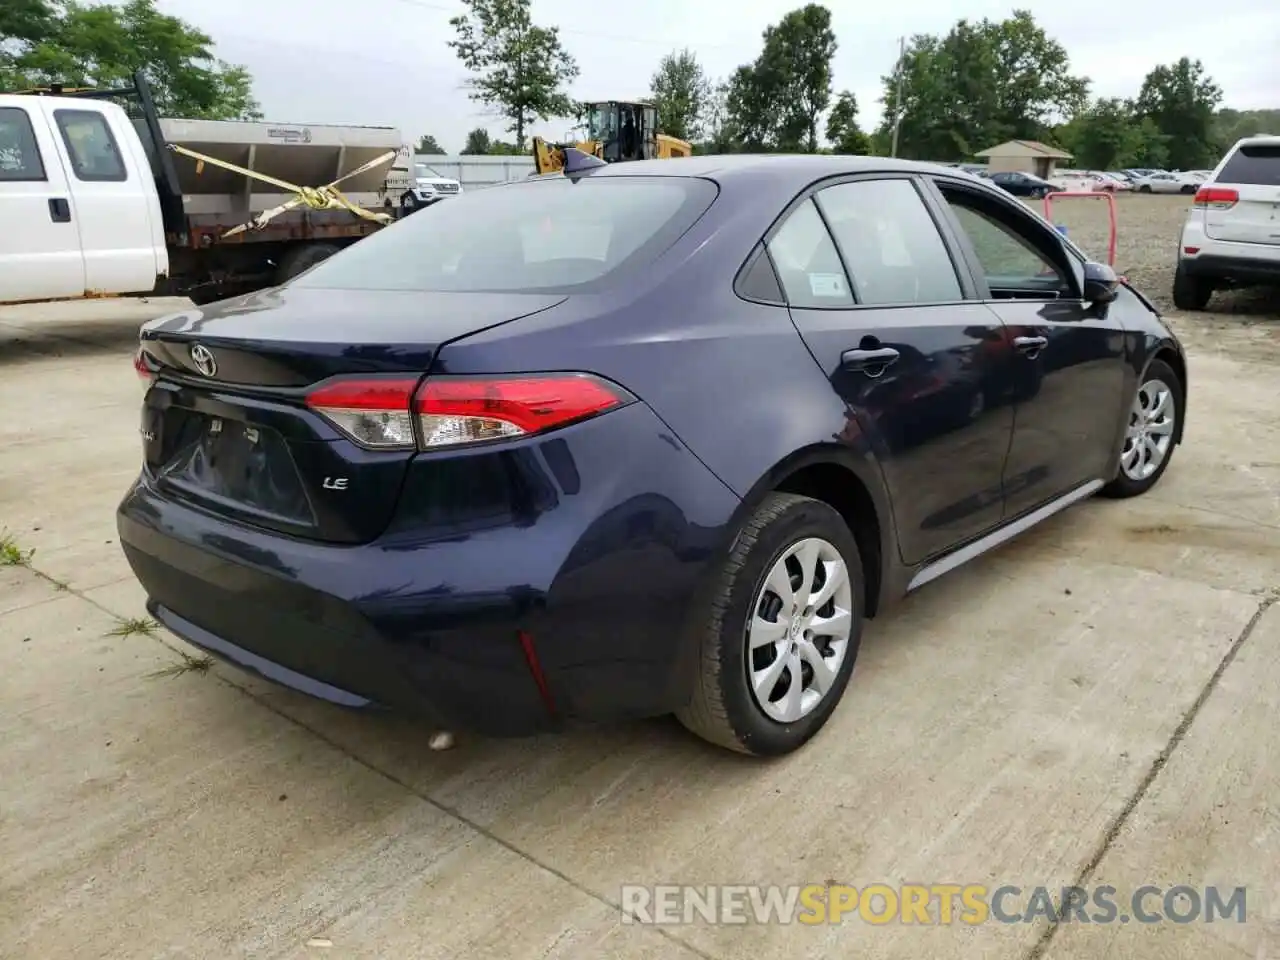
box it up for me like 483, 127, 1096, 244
1139, 184, 1152, 193
1100, 359, 1183, 499
1171, 265, 1213, 311
676, 492, 865, 756
1180, 184, 1196, 195
275, 242, 340, 284
400, 191, 419, 215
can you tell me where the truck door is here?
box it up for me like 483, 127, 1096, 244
36, 100, 160, 296
0, 101, 86, 301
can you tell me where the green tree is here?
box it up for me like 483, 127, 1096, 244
1135, 58, 1223, 170
461, 128, 492, 154
1213, 108, 1280, 152
487, 140, 524, 155
415, 134, 445, 153
877, 11, 1087, 161
725, 4, 836, 152
693, 79, 738, 154
448, 0, 578, 151
649, 48, 711, 142
1, 0, 260, 120
825, 90, 869, 154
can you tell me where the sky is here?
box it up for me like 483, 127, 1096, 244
156, 0, 1280, 152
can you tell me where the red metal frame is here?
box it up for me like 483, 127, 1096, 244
1042, 190, 1117, 267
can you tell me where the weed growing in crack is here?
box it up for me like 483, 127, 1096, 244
106, 617, 160, 639
0, 531, 34, 566
147, 651, 215, 679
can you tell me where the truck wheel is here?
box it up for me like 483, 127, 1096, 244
276, 243, 340, 284
400, 191, 419, 215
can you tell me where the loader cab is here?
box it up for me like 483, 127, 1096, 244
585, 100, 657, 162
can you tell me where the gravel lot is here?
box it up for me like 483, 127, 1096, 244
1025, 192, 1280, 364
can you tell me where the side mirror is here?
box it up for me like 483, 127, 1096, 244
1082, 260, 1120, 304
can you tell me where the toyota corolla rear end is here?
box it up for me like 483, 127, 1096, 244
117, 172, 739, 735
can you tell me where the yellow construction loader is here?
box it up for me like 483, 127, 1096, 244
532, 100, 691, 175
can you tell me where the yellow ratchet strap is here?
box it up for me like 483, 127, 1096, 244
167, 144, 396, 238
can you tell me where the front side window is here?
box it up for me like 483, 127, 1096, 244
0, 107, 46, 182
54, 109, 127, 182
940, 189, 1070, 299
295, 175, 717, 293
816, 178, 962, 305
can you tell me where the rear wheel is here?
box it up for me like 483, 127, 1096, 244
1139, 184, 1152, 193
400, 191, 419, 215
1180, 184, 1196, 194
676, 493, 864, 756
1100, 360, 1182, 499
1172, 266, 1213, 311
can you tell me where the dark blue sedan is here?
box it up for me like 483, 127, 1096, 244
120, 155, 1188, 756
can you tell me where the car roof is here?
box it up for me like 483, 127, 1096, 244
1231, 134, 1280, 149
580, 153, 970, 183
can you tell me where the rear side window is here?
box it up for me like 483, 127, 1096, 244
0, 107, 46, 182
53, 109, 128, 182
816, 179, 962, 305
1217, 145, 1280, 186
766, 199, 853, 308
297, 175, 716, 292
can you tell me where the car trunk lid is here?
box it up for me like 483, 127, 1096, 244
136, 286, 565, 544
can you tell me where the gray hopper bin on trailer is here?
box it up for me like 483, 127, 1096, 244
133, 117, 402, 217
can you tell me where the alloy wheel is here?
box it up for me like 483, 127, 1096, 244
1120, 377, 1176, 481
746, 537, 854, 723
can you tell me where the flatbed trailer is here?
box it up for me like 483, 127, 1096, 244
0, 72, 400, 305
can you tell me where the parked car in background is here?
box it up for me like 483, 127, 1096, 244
1049, 170, 1098, 192
988, 170, 1054, 197
1174, 135, 1280, 310
117, 154, 1187, 756
1086, 172, 1132, 192
1122, 169, 1158, 180
1131, 172, 1201, 194
1105, 172, 1136, 187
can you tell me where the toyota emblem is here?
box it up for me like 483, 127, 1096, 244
190, 343, 217, 377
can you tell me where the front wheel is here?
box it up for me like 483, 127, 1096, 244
400, 191, 419, 215
1139, 184, 1152, 193
1100, 360, 1183, 499
676, 493, 864, 756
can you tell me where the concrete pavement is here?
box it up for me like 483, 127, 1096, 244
1, 299, 1277, 959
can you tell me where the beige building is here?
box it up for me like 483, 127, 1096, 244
975, 140, 1074, 178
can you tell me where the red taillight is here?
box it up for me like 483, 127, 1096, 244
134, 347, 154, 384
416, 375, 626, 449
304, 373, 628, 451
1193, 186, 1238, 209
305, 376, 420, 450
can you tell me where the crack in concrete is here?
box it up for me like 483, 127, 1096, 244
1024, 593, 1279, 960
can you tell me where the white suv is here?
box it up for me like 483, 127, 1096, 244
1174, 135, 1280, 310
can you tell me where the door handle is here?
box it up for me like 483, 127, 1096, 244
48, 198, 71, 223
1013, 335, 1048, 357
841, 347, 900, 377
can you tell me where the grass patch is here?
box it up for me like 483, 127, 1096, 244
147, 651, 215, 679
105, 616, 160, 639
0, 530, 34, 566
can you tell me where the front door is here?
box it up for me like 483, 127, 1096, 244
36, 100, 161, 295
926, 176, 1128, 518
0, 102, 85, 301
767, 175, 1018, 564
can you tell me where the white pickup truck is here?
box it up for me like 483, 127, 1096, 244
0, 72, 403, 305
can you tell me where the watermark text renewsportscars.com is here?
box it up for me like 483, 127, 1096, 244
620, 884, 1247, 926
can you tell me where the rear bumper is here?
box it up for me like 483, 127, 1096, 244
117, 401, 740, 736
1179, 253, 1280, 285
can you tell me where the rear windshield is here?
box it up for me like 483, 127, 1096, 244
296, 175, 717, 293
1217, 145, 1280, 186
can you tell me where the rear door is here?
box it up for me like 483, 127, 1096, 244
926, 175, 1128, 517
0, 100, 85, 301
1204, 143, 1280, 246
35, 99, 160, 295
770, 174, 1017, 564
